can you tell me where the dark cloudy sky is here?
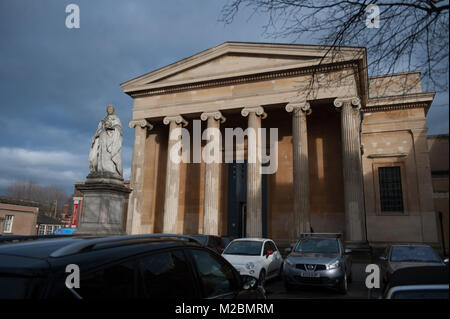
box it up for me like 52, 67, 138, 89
0, 0, 448, 196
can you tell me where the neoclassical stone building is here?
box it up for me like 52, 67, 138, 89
121, 42, 438, 248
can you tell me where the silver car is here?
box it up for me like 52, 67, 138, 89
283, 234, 352, 294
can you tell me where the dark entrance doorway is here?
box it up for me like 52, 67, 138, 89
227, 162, 267, 238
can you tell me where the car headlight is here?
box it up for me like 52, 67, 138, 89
245, 262, 255, 270
326, 260, 340, 270
284, 259, 294, 267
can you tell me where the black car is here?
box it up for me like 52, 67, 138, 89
383, 265, 449, 299
189, 234, 227, 253
0, 234, 265, 299
379, 244, 447, 286
221, 236, 235, 248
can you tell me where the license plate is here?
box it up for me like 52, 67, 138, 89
301, 272, 320, 278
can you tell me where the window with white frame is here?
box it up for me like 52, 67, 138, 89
3, 215, 14, 233
38, 224, 46, 235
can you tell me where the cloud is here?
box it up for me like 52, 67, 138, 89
0, 0, 447, 196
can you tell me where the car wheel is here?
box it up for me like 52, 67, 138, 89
258, 269, 266, 286
338, 273, 348, 294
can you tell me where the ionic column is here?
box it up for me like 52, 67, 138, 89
201, 111, 226, 235
162, 115, 188, 234
285, 102, 311, 238
334, 97, 367, 245
127, 119, 153, 234
241, 106, 267, 237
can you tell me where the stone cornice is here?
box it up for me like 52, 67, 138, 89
363, 102, 430, 113
128, 61, 359, 98
364, 92, 434, 114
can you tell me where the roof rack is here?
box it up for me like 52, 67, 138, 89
49, 233, 200, 258
0, 234, 73, 244
299, 233, 342, 238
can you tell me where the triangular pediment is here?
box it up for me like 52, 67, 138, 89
121, 42, 365, 94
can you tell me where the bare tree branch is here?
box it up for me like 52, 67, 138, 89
220, 0, 449, 91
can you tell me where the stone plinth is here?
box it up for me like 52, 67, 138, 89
75, 175, 131, 235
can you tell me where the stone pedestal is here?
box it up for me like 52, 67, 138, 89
75, 174, 131, 236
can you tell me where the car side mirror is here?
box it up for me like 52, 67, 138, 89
344, 249, 352, 254
220, 248, 225, 253
285, 247, 292, 254
379, 256, 387, 261
266, 250, 274, 256
241, 275, 258, 290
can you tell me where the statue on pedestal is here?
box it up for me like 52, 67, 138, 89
88, 104, 123, 181
76, 104, 130, 236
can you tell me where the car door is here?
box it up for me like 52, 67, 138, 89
263, 241, 276, 277
270, 241, 283, 271
75, 258, 141, 299
137, 249, 200, 299
188, 248, 240, 299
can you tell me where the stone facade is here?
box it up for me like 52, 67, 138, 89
121, 42, 438, 248
427, 134, 449, 254
0, 197, 39, 235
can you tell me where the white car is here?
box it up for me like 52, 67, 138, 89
222, 238, 283, 284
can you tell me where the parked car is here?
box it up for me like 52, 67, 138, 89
383, 265, 449, 299
283, 233, 352, 294
221, 236, 235, 248
0, 234, 265, 299
188, 234, 227, 253
379, 244, 448, 286
221, 238, 283, 285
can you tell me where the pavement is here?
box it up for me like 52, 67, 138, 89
264, 263, 383, 299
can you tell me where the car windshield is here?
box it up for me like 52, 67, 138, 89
390, 246, 441, 262
223, 241, 262, 256
190, 235, 208, 245
294, 238, 339, 254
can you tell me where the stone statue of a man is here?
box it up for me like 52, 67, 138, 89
89, 104, 123, 178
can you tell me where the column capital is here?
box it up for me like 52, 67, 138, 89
163, 115, 188, 127
241, 106, 267, 119
129, 119, 153, 130
285, 101, 312, 115
334, 96, 361, 110
200, 111, 226, 123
